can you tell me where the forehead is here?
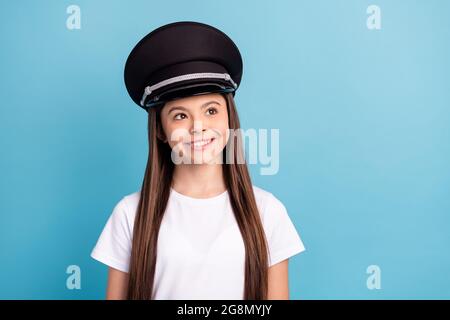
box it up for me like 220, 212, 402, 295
163, 93, 226, 109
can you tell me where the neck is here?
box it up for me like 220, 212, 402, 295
172, 162, 226, 198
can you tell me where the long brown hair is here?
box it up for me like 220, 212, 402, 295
127, 93, 269, 299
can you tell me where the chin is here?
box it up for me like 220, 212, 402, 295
189, 151, 222, 165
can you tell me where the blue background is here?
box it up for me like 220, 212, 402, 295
1, 0, 449, 299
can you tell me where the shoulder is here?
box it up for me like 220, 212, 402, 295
251, 185, 289, 223
122, 190, 141, 213
108, 190, 141, 230
91, 191, 141, 272
252, 185, 306, 265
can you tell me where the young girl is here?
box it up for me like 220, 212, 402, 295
91, 21, 305, 300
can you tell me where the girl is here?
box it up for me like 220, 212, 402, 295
91, 21, 305, 300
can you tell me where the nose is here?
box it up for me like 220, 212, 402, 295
189, 118, 207, 135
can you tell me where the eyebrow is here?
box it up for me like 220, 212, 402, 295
167, 100, 221, 115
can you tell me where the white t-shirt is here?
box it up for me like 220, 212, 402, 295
91, 185, 305, 299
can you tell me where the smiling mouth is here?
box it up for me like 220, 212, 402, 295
186, 138, 216, 150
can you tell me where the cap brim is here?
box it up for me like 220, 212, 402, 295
144, 82, 235, 109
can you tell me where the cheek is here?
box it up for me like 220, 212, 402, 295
162, 121, 190, 148
211, 115, 230, 147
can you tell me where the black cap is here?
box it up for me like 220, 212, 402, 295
124, 21, 243, 111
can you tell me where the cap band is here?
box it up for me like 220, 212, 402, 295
140, 72, 237, 107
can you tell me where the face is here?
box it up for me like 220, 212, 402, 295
159, 93, 229, 165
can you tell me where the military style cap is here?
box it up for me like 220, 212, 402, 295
124, 21, 243, 111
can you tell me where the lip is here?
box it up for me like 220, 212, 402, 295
186, 137, 216, 150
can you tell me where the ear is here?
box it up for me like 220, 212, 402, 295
156, 127, 167, 143
156, 122, 167, 143
153, 104, 169, 143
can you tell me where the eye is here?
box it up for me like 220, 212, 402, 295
173, 113, 186, 120
206, 107, 218, 115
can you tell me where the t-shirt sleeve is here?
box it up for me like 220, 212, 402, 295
264, 193, 306, 267
90, 197, 133, 273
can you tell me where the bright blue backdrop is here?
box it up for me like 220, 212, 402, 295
1, 0, 449, 299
